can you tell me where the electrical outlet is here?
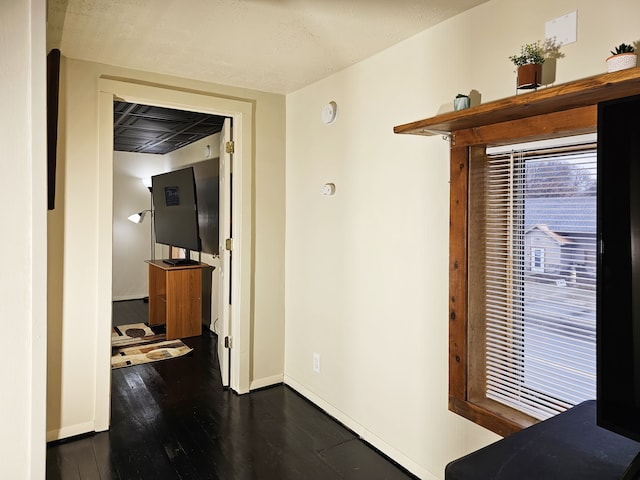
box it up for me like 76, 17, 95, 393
313, 353, 321, 373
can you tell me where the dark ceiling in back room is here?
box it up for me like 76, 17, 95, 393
113, 101, 226, 155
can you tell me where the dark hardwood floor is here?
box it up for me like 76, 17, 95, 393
46, 300, 416, 479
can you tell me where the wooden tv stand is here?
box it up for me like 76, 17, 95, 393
146, 260, 205, 340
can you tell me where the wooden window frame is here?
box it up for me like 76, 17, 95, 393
449, 107, 597, 436
394, 70, 640, 437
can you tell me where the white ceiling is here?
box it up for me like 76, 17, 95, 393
47, 0, 488, 95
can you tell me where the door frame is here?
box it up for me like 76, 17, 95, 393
95, 78, 253, 430
217, 118, 232, 387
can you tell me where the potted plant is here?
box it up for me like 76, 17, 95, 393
606, 43, 637, 73
454, 93, 470, 111
509, 41, 545, 89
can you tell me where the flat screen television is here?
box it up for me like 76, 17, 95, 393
597, 93, 640, 477
151, 167, 202, 265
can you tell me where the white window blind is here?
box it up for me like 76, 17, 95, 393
478, 135, 597, 421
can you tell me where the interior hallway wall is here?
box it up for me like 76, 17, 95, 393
47, 57, 285, 440
112, 151, 167, 300
0, 0, 47, 477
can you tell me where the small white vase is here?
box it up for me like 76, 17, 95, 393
606, 53, 638, 73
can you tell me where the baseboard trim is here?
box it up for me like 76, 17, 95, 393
284, 375, 435, 480
46, 420, 96, 443
250, 374, 284, 391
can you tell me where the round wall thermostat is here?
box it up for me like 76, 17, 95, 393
321, 101, 338, 124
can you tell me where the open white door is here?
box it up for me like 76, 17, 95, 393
217, 118, 232, 386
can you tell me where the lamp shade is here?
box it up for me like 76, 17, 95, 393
127, 211, 147, 224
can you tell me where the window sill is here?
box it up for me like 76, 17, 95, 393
449, 396, 539, 437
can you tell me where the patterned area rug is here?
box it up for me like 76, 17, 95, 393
112, 339, 193, 369
112, 322, 165, 347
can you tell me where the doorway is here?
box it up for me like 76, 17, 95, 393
95, 78, 254, 431
112, 105, 233, 386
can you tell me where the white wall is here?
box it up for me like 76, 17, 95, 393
0, 0, 47, 477
112, 151, 166, 300
48, 58, 285, 440
166, 133, 221, 168
284, 0, 640, 478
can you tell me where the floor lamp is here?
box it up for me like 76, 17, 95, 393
127, 209, 155, 261
127, 208, 154, 304
127, 178, 155, 260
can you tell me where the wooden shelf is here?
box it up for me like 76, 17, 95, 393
394, 68, 640, 136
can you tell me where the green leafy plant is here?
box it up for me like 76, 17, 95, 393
509, 41, 546, 67
610, 43, 635, 55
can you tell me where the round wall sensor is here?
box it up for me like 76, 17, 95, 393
321, 183, 336, 196
321, 101, 338, 124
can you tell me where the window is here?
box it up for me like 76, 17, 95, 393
447, 107, 599, 437
530, 248, 544, 273
469, 136, 597, 422
390, 71, 640, 437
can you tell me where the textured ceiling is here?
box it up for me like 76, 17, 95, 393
113, 102, 226, 154
47, 0, 489, 95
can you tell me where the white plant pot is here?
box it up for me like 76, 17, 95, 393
606, 53, 638, 73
